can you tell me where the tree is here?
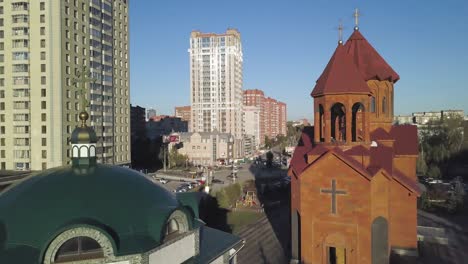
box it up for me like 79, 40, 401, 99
419, 114, 464, 178
286, 122, 304, 146
416, 154, 428, 176
266, 151, 274, 167
215, 183, 242, 209
168, 146, 188, 168
264, 136, 272, 149
427, 165, 441, 179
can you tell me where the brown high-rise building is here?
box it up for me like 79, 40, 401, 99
243, 89, 286, 145
175, 106, 191, 123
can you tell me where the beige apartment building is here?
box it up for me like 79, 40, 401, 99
172, 132, 234, 166
0, 0, 130, 171
243, 105, 260, 150
189, 29, 244, 158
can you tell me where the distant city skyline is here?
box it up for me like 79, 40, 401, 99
129, 0, 468, 120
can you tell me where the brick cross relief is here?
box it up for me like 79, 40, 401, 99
320, 179, 347, 214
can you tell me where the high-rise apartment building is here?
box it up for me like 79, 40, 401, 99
189, 29, 244, 157
130, 105, 146, 141
0, 0, 130, 171
243, 89, 287, 145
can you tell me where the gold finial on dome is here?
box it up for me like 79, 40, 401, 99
79, 111, 89, 127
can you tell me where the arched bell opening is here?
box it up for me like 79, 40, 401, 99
352, 102, 365, 142
330, 103, 346, 142
319, 104, 325, 142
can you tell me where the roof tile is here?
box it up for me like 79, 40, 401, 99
345, 30, 400, 83
311, 44, 370, 97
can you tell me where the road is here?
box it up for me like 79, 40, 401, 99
155, 150, 288, 193
155, 163, 259, 193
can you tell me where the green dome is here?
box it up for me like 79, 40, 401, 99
0, 165, 192, 263
71, 111, 97, 144
70, 125, 98, 144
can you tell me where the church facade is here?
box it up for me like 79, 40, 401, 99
289, 25, 420, 264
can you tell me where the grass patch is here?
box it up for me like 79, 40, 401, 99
227, 210, 263, 234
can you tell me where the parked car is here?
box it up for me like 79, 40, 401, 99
180, 183, 192, 190
212, 179, 225, 184
197, 179, 206, 185
159, 178, 168, 184
174, 186, 188, 193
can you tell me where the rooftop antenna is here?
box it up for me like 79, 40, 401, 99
353, 8, 360, 31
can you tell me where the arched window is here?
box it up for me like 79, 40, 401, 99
165, 218, 180, 237
370, 97, 376, 113
54, 236, 104, 263
163, 210, 189, 242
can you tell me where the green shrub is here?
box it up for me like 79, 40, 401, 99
215, 183, 242, 209
216, 189, 230, 209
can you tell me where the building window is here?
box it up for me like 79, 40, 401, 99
370, 96, 376, 113
163, 210, 189, 242
54, 237, 104, 263
42, 138, 47, 146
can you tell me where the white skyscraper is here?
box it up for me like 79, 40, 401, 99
189, 29, 244, 158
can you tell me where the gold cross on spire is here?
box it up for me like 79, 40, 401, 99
72, 66, 96, 113
337, 20, 344, 44
353, 8, 360, 31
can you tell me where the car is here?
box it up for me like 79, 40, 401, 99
180, 183, 193, 190
227, 174, 238, 181
159, 178, 168, 184
197, 179, 206, 185
174, 186, 188, 193
212, 179, 224, 184
186, 183, 195, 189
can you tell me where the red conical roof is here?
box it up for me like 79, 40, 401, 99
345, 30, 400, 83
311, 44, 370, 97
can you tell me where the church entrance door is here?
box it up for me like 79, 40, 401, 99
328, 246, 346, 264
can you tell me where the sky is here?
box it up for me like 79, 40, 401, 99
129, 0, 468, 121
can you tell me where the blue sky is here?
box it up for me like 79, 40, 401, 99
129, 0, 468, 120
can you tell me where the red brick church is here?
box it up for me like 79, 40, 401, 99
289, 22, 420, 264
